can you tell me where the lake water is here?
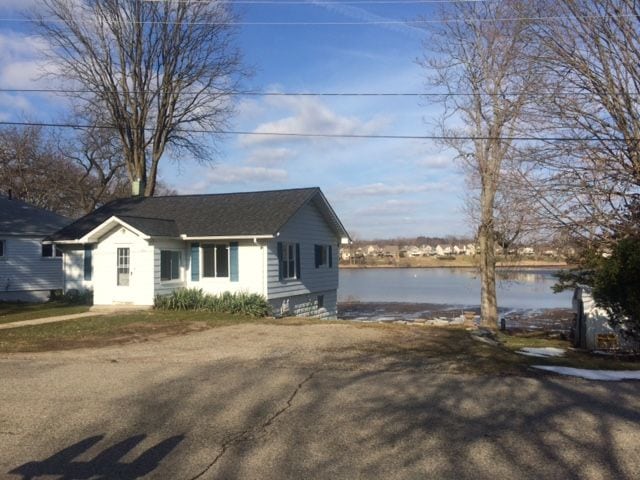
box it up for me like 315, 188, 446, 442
338, 267, 573, 310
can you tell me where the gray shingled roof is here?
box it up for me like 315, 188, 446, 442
49, 187, 347, 241
0, 195, 70, 237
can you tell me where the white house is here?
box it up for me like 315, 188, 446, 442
49, 188, 350, 318
0, 194, 70, 301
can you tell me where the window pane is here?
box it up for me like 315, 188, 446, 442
55, 247, 63, 257
42, 244, 52, 257
216, 245, 229, 277
171, 251, 180, 280
202, 246, 215, 277
288, 258, 295, 278
161, 251, 171, 281
0, 240, 4, 257
117, 248, 130, 286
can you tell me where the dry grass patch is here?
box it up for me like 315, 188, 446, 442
0, 310, 288, 353
0, 302, 91, 324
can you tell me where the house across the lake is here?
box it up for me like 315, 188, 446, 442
48, 187, 350, 318
0, 194, 70, 301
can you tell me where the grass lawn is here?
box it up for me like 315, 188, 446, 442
0, 302, 91, 325
1, 308, 638, 375
498, 331, 640, 371
0, 309, 332, 353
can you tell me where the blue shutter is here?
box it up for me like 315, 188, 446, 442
329, 245, 333, 268
277, 242, 283, 280
295, 243, 301, 279
83, 245, 92, 281
191, 243, 200, 281
230, 242, 239, 282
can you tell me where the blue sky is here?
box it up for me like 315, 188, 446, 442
0, 0, 466, 239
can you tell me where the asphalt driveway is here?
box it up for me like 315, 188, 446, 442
1, 323, 639, 479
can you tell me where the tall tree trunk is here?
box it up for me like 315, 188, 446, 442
478, 174, 498, 328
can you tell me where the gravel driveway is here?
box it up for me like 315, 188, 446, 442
1, 323, 640, 479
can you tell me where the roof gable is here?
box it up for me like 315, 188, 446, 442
49, 187, 349, 242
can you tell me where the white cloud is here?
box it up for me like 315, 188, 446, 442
240, 96, 390, 146
243, 147, 295, 166
348, 182, 432, 196
355, 199, 422, 217
0, 32, 53, 88
199, 165, 288, 187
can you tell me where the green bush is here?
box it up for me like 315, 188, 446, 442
592, 236, 640, 339
154, 288, 271, 317
49, 288, 93, 305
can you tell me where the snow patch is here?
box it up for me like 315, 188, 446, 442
517, 347, 566, 358
534, 366, 640, 381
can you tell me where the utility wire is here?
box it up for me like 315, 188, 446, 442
2, 88, 637, 97
19, 0, 491, 4
0, 120, 627, 142
1, 14, 637, 26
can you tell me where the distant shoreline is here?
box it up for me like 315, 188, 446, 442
339, 262, 571, 270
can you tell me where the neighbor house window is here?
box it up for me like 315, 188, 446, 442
160, 250, 181, 281
0, 240, 5, 257
42, 244, 62, 258
314, 244, 333, 268
202, 244, 229, 278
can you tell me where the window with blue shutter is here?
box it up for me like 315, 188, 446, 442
279, 242, 300, 280
191, 243, 200, 281
230, 242, 239, 282
83, 245, 92, 281
329, 245, 333, 268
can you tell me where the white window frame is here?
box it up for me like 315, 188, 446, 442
201, 244, 230, 279
160, 250, 182, 282
282, 242, 297, 279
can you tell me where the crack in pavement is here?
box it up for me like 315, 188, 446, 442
187, 369, 318, 480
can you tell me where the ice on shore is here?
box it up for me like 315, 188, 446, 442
534, 366, 640, 381
517, 347, 566, 358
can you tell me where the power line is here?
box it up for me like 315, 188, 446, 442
2, 87, 637, 97
142, 1, 489, 4
1, 14, 637, 26
0, 120, 627, 142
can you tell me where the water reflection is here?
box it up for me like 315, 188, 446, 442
338, 268, 572, 309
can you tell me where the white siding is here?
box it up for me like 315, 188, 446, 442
153, 239, 188, 297
0, 237, 63, 299
186, 241, 266, 296
266, 202, 340, 317
63, 246, 93, 292
91, 226, 155, 306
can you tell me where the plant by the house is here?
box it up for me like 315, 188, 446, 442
154, 289, 271, 317
49, 288, 94, 305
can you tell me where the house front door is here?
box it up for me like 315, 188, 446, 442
114, 246, 134, 303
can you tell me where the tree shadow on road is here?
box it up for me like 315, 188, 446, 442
9, 433, 184, 479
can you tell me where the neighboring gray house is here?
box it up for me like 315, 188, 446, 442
0, 195, 70, 301
49, 188, 350, 318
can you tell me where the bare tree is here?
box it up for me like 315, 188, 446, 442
0, 123, 146, 217
0, 125, 81, 216
420, 1, 541, 327
522, 0, 640, 246
34, 0, 245, 196
61, 119, 129, 213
